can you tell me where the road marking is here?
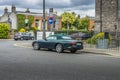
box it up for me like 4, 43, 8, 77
13, 43, 32, 49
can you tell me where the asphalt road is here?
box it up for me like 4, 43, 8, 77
0, 40, 120, 80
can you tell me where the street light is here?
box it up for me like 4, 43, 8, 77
42, 0, 46, 39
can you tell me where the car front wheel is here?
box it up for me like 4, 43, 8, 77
55, 44, 63, 53
33, 43, 40, 50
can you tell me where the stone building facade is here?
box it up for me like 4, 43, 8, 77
0, 5, 62, 31
95, 0, 120, 32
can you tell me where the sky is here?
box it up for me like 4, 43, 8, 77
0, 0, 95, 17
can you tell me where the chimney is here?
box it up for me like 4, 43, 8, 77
25, 8, 30, 13
4, 6, 8, 13
11, 5, 16, 12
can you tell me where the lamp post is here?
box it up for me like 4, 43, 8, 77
42, 0, 46, 39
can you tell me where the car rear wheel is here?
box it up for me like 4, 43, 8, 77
55, 44, 63, 53
33, 43, 40, 50
70, 49, 77, 53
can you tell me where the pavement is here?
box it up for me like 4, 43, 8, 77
83, 47, 120, 57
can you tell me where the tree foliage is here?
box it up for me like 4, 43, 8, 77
61, 12, 76, 29
61, 12, 90, 30
0, 23, 10, 39
80, 17, 90, 30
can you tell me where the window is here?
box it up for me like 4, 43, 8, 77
35, 19, 39, 28
61, 36, 72, 40
47, 36, 57, 40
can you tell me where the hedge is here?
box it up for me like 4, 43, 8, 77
54, 30, 93, 35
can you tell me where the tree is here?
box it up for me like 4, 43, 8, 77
61, 12, 76, 29
73, 17, 80, 30
0, 23, 10, 39
79, 17, 90, 30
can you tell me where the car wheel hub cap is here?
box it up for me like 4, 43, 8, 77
56, 44, 62, 52
34, 43, 38, 49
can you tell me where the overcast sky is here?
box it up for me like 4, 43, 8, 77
0, 0, 95, 17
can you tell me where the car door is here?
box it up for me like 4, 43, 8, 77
44, 36, 57, 49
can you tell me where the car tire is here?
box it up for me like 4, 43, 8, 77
70, 49, 77, 53
55, 44, 63, 53
33, 43, 40, 50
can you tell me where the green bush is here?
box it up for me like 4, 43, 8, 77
19, 28, 26, 32
86, 32, 112, 44
0, 23, 10, 39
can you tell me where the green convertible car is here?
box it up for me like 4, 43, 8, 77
32, 34, 83, 53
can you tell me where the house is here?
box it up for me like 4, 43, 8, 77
0, 5, 62, 31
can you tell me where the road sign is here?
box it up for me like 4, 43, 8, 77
49, 17, 53, 24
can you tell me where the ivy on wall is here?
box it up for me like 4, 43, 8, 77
17, 14, 34, 31
28, 15, 34, 29
17, 14, 26, 31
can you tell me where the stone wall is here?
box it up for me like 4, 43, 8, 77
95, 0, 118, 32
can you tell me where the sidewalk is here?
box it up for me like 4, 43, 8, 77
83, 47, 120, 57
0, 39, 13, 40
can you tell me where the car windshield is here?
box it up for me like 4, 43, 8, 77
61, 36, 72, 40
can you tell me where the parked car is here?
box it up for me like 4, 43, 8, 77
14, 32, 34, 40
32, 34, 83, 53
71, 32, 92, 40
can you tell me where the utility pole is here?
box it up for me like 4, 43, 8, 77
43, 0, 46, 39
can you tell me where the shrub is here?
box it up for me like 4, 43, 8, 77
19, 28, 26, 32
0, 23, 10, 39
86, 32, 112, 44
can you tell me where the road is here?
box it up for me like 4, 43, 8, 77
0, 40, 120, 80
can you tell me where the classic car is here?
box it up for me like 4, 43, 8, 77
32, 34, 83, 53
